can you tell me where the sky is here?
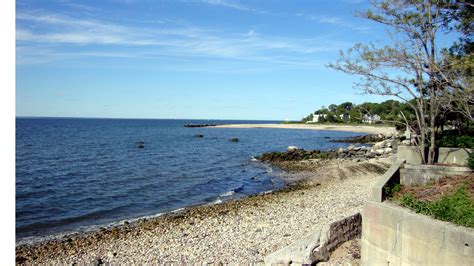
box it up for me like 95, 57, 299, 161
16, 0, 399, 120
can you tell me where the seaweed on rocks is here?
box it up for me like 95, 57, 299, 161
256, 144, 393, 163
330, 134, 388, 143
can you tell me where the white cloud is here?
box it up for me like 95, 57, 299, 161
16, 11, 351, 68
186, 0, 267, 14
305, 14, 370, 32
200, 0, 249, 11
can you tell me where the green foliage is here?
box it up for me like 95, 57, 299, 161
437, 128, 474, 148
468, 152, 474, 169
303, 99, 415, 125
301, 113, 313, 123
397, 186, 474, 228
383, 183, 401, 198
437, 135, 474, 148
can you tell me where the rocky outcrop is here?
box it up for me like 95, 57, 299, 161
135, 141, 145, 149
257, 140, 397, 163
184, 124, 217, 128
331, 133, 395, 143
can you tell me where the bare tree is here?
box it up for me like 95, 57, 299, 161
327, 0, 471, 164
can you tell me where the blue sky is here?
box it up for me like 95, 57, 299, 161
16, 0, 396, 120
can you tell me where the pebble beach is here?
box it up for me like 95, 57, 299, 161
16, 154, 395, 264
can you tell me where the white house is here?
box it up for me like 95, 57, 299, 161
362, 114, 381, 124
312, 114, 327, 123
339, 114, 350, 121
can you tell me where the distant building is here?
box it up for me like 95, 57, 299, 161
362, 114, 381, 124
339, 114, 350, 121
312, 114, 327, 123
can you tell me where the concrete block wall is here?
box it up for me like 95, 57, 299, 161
397, 145, 472, 166
401, 164, 472, 186
362, 201, 474, 266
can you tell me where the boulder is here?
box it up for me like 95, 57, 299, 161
230, 138, 239, 142
287, 146, 299, 151
366, 152, 376, 158
373, 141, 386, 149
135, 141, 145, 148
374, 149, 385, 155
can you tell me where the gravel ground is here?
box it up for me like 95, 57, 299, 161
16, 155, 395, 264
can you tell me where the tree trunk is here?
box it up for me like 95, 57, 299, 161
428, 116, 436, 164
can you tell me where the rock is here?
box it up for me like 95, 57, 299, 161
107, 251, 117, 258
374, 149, 385, 155
230, 138, 239, 142
287, 146, 299, 151
347, 145, 356, 151
372, 141, 385, 149
338, 148, 345, 154
93, 258, 103, 265
138, 144, 145, 149
384, 147, 393, 154
402, 140, 411, 145
366, 152, 376, 158
331, 134, 387, 143
194, 134, 204, 138
184, 124, 217, 128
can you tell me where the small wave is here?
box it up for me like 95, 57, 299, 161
212, 198, 223, 204
171, 208, 185, 213
219, 190, 235, 197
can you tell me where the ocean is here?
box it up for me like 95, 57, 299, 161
16, 118, 362, 242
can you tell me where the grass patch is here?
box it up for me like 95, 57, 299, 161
394, 184, 474, 228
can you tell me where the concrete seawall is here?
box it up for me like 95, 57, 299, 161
362, 201, 474, 265
397, 145, 472, 166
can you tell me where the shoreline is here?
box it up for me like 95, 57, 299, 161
15, 165, 291, 247
16, 155, 395, 264
211, 123, 397, 135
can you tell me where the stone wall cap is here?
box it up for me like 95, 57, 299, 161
404, 163, 471, 172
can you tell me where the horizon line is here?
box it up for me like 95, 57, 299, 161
15, 115, 285, 121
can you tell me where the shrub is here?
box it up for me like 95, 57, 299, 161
468, 152, 474, 169
436, 133, 474, 149
396, 186, 474, 228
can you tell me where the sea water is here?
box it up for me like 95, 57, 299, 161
16, 118, 362, 242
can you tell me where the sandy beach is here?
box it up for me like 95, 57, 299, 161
16, 154, 395, 264
212, 123, 398, 135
